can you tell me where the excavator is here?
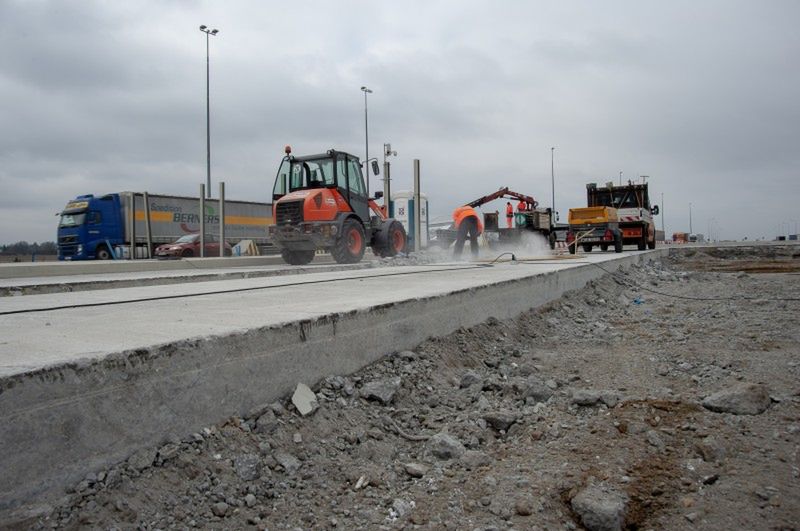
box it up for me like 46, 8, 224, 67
267, 146, 407, 265
436, 187, 557, 249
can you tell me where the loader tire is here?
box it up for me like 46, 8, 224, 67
372, 220, 407, 258
332, 219, 366, 264
281, 249, 315, 265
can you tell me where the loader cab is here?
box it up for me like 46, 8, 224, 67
272, 149, 371, 221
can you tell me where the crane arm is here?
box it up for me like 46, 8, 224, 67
465, 187, 539, 209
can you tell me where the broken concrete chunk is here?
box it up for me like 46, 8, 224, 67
292, 383, 318, 416
482, 410, 519, 432
524, 375, 554, 403
233, 454, 261, 481
695, 436, 727, 462
404, 462, 428, 478
702, 382, 771, 415
427, 432, 466, 460
273, 452, 301, 474
127, 447, 157, 471
360, 377, 401, 405
460, 450, 491, 470
572, 389, 619, 408
255, 409, 280, 434
571, 485, 628, 531
459, 370, 482, 389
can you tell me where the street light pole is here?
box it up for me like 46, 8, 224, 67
360, 86, 373, 196
550, 147, 555, 220
689, 202, 693, 234
200, 25, 219, 199
661, 192, 665, 236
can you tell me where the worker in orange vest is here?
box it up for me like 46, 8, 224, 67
505, 201, 514, 228
452, 205, 483, 258
517, 200, 527, 213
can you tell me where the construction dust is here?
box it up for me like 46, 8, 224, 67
20, 247, 800, 530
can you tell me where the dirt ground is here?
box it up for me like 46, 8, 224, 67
21, 246, 800, 530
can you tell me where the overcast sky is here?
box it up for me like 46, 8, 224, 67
1, 0, 798, 243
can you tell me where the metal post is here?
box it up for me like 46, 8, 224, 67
660, 192, 665, 237
413, 159, 421, 252
219, 181, 226, 257
129, 193, 136, 260
551, 147, 555, 219
383, 161, 390, 217
206, 32, 211, 198
200, 25, 219, 198
361, 86, 372, 197
200, 184, 206, 258
143, 191, 153, 259
619, 171, 622, 186
689, 202, 693, 234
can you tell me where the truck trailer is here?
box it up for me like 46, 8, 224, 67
57, 192, 272, 260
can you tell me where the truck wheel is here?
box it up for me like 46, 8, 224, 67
373, 220, 407, 258
582, 243, 592, 253
181, 249, 193, 258
332, 219, 366, 264
647, 235, 656, 249
614, 233, 623, 253
600, 244, 609, 251
96, 245, 112, 260
281, 249, 315, 265
568, 242, 577, 255
548, 232, 556, 250
637, 233, 647, 251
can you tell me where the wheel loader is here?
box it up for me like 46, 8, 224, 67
267, 147, 407, 265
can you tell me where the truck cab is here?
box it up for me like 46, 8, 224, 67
58, 194, 124, 260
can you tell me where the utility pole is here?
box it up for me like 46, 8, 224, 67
689, 202, 693, 234
550, 147, 555, 220
619, 171, 622, 186
360, 86, 372, 196
199, 25, 219, 199
661, 192, 665, 236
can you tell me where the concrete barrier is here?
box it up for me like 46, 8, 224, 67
0, 249, 668, 518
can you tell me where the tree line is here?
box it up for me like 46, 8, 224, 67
0, 241, 58, 255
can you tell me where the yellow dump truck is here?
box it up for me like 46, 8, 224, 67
566, 206, 623, 254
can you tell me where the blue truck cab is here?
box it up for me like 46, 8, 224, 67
57, 194, 124, 260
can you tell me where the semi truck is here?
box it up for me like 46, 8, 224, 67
57, 192, 272, 260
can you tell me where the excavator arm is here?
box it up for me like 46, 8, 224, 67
466, 187, 538, 209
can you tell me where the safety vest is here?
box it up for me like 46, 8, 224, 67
506, 204, 513, 217
452, 206, 484, 234
517, 201, 526, 212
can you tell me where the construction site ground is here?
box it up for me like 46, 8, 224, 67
12, 245, 800, 530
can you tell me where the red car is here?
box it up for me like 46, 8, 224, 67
155, 234, 232, 259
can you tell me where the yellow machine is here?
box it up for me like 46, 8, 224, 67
566, 206, 622, 254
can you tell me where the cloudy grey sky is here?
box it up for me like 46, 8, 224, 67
1, 0, 798, 243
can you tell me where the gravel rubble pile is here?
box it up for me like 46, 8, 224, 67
29, 249, 800, 530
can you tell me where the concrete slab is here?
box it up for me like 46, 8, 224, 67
0, 254, 333, 280
0, 260, 370, 297
0, 249, 667, 515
